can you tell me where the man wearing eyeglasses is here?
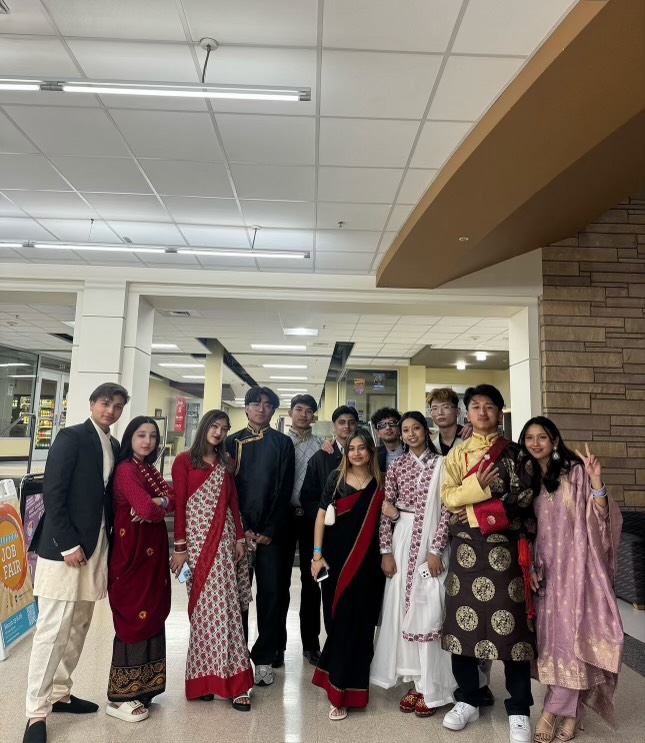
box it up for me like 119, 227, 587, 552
370, 407, 404, 472
226, 386, 295, 688
428, 388, 470, 455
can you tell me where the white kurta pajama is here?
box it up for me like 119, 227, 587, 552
370, 450, 456, 708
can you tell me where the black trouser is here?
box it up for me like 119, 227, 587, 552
277, 508, 321, 653
452, 654, 533, 716
240, 540, 283, 666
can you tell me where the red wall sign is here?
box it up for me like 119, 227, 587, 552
173, 397, 187, 433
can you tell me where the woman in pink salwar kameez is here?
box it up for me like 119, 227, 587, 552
520, 417, 623, 743
170, 410, 253, 711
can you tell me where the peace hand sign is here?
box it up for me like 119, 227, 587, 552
574, 443, 602, 489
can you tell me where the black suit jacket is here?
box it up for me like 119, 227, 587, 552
300, 442, 344, 521
32, 418, 119, 561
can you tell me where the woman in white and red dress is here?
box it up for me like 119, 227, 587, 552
170, 410, 253, 711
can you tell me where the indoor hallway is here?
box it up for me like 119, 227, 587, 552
1, 570, 644, 743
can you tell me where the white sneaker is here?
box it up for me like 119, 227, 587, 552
254, 664, 274, 686
443, 701, 480, 730
509, 715, 532, 743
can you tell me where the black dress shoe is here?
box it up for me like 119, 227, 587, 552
271, 651, 285, 668
23, 721, 46, 743
51, 695, 99, 714
303, 649, 321, 666
478, 686, 495, 707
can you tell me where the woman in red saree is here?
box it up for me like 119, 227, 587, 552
311, 429, 385, 721
170, 409, 253, 711
107, 416, 174, 723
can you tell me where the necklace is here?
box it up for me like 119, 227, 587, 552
352, 470, 370, 490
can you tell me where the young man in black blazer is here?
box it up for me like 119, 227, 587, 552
24, 382, 129, 743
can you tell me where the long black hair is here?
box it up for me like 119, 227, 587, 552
189, 409, 234, 472
118, 416, 161, 465
399, 410, 438, 455
518, 416, 582, 493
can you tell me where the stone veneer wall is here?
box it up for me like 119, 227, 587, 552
540, 194, 645, 510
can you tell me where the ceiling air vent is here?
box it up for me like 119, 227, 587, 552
159, 310, 201, 318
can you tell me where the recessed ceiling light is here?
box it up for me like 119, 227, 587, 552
475, 351, 488, 361
152, 343, 179, 350
456, 361, 466, 371
251, 344, 306, 351
458, 236, 469, 242
283, 328, 318, 336
269, 375, 307, 381
182, 375, 205, 380
263, 364, 307, 369
158, 363, 204, 368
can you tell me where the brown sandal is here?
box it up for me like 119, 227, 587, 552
555, 718, 583, 742
534, 712, 557, 743
399, 689, 422, 712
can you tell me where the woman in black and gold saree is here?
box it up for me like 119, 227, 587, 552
311, 430, 385, 721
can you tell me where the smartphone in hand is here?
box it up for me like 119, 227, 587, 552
178, 562, 192, 583
316, 567, 330, 583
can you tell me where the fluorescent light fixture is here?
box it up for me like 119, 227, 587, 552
0, 78, 310, 102
251, 344, 306, 351
263, 364, 307, 369
182, 375, 205, 380
9, 374, 37, 378
151, 343, 179, 350
277, 388, 308, 392
456, 361, 466, 371
0, 362, 30, 368
2, 240, 309, 260
475, 351, 488, 361
283, 328, 318, 336
270, 375, 307, 381
158, 363, 204, 369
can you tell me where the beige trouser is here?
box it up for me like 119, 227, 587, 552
25, 597, 95, 719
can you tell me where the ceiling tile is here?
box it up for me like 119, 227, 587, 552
428, 56, 524, 121
0, 37, 79, 77
67, 40, 196, 79
319, 118, 419, 168
0, 154, 71, 190
3, 106, 129, 156
106, 221, 185, 245
183, 0, 318, 46
316, 231, 381, 253
216, 115, 316, 165
410, 121, 473, 168
230, 164, 315, 201
37, 218, 118, 243
0, 0, 56, 34
177, 225, 249, 248
323, 0, 462, 52
317, 203, 390, 231
0, 115, 38, 154
110, 110, 224, 160
317, 167, 402, 204
453, 0, 576, 56
397, 169, 439, 204
49, 156, 152, 193
140, 160, 233, 198
321, 50, 441, 119
140, 254, 201, 267
315, 251, 374, 272
6, 191, 95, 219
251, 229, 314, 250
47, 0, 185, 38
0, 194, 28, 216
241, 201, 315, 229
386, 204, 414, 232
83, 193, 168, 221
162, 196, 243, 225
0, 218, 56, 240
194, 254, 261, 269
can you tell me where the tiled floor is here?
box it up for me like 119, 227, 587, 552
2, 571, 645, 743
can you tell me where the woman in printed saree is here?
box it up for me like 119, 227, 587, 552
520, 417, 623, 743
107, 416, 174, 723
371, 411, 456, 717
170, 409, 253, 711
311, 429, 385, 721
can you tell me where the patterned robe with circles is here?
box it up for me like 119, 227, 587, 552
440, 435, 537, 661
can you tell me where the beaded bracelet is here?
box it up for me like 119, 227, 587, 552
591, 485, 607, 498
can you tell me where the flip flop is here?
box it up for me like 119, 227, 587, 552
105, 700, 150, 723
329, 705, 348, 721
232, 694, 251, 712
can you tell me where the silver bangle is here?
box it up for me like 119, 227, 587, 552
591, 485, 607, 498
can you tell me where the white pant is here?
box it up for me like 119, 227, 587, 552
25, 597, 95, 719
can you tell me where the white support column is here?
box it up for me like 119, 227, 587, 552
118, 293, 154, 435
508, 305, 542, 441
